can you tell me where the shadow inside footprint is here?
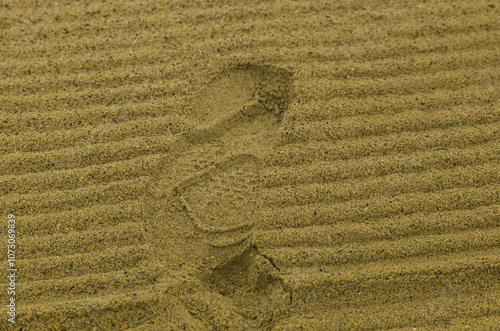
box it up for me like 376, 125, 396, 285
191, 64, 294, 125
202, 244, 291, 327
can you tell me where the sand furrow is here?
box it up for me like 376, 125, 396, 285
0, 155, 162, 196
0, 115, 188, 154
3, 5, 498, 61
0, 62, 190, 96
262, 162, 499, 207
21, 200, 143, 236
4, 45, 500, 98
294, 66, 499, 101
1, 0, 491, 37
0, 100, 185, 134
301, 48, 500, 80
1, 178, 148, 215
262, 140, 500, 188
263, 227, 500, 268
1, 281, 174, 330
434, 314, 500, 330
270, 121, 500, 164
20, 222, 144, 259
274, 289, 500, 330
18, 266, 163, 304
0, 81, 188, 114
279, 104, 500, 145
260, 184, 500, 229
287, 83, 500, 122
254, 204, 500, 248
0, 135, 174, 175
282, 247, 500, 302
2, 26, 498, 84
17, 244, 151, 282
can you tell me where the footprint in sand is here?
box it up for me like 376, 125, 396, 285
145, 64, 294, 328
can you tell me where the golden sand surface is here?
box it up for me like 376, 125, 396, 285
1, 0, 499, 330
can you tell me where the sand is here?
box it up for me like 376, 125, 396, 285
1, 0, 499, 330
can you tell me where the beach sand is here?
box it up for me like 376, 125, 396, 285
1, 0, 499, 330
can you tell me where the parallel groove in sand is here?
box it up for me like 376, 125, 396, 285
0, 155, 163, 195
1, 0, 491, 32
281, 247, 500, 291
1, 115, 497, 176
1, 178, 149, 214
0, 115, 189, 154
270, 122, 499, 165
13, 169, 498, 254
0, 81, 190, 113
293, 67, 499, 100
21, 200, 144, 235
3, 55, 497, 118
0, 99, 187, 134
19, 266, 163, 304
0, 135, 174, 175
254, 204, 500, 248
3, 45, 499, 96
2, 97, 497, 156
2, 144, 496, 215
2, 138, 495, 197
262, 140, 500, 188
260, 184, 500, 229
3, 7, 497, 60
276, 289, 500, 330
263, 227, 500, 267
2, 28, 498, 84
274, 248, 500, 329
262, 162, 499, 207
289, 85, 499, 121
20, 222, 144, 258
18, 244, 151, 281
279, 105, 500, 145
1, 282, 172, 330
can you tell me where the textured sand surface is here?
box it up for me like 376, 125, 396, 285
1, 0, 499, 330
